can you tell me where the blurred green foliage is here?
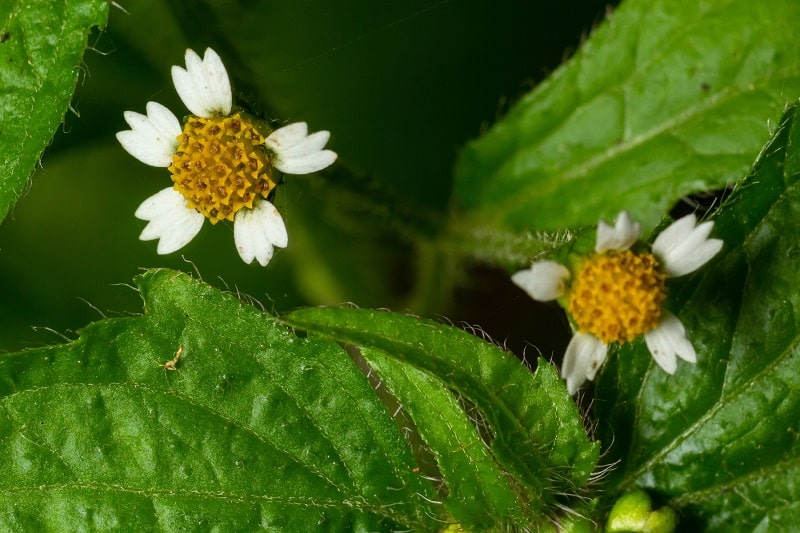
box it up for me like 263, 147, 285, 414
0, 0, 608, 350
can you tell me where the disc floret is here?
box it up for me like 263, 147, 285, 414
568, 250, 667, 344
170, 113, 276, 224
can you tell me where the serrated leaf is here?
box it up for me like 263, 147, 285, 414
0, 0, 108, 222
0, 269, 441, 531
359, 346, 529, 530
285, 307, 600, 516
454, 0, 800, 240
595, 105, 800, 529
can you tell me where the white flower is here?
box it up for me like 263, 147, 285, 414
116, 47, 337, 266
512, 211, 723, 395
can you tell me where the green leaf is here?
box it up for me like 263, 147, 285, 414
454, 0, 800, 240
0, 0, 108, 222
285, 307, 600, 519
595, 105, 800, 529
0, 269, 441, 531
359, 347, 528, 529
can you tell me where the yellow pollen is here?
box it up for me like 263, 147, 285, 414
169, 113, 276, 223
567, 250, 667, 344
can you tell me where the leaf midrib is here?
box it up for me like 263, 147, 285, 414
0, 482, 362, 507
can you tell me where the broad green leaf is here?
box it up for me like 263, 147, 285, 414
359, 347, 528, 530
595, 105, 800, 529
0, 0, 108, 222
0, 269, 441, 531
454, 0, 800, 242
285, 307, 600, 516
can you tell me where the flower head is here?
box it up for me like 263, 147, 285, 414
512, 211, 723, 395
116, 47, 337, 266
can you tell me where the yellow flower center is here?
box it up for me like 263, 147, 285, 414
567, 250, 667, 344
169, 113, 277, 224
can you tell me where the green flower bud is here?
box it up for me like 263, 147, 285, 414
606, 490, 678, 533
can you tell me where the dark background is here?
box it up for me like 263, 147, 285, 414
0, 0, 612, 354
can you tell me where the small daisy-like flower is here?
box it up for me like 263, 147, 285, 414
116, 48, 337, 266
512, 211, 723, 395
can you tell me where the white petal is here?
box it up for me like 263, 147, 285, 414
199, 48, 233, 116
171, 48, 232, 118
265, 122, 309, 150
266, 122, 338, 175
652, 214, 723, 277
653, 212, 697, 248
135, 188, 205, 254
275, 150, 338, 174
233, 200, 288, 266
561, 333, 608, 396
116, 102, 181, 167
595, 211, 641, 253
511, 260, 570, 301
644, 311, 697, 374
279, 131, 331, 158
145, 101, 181, 138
